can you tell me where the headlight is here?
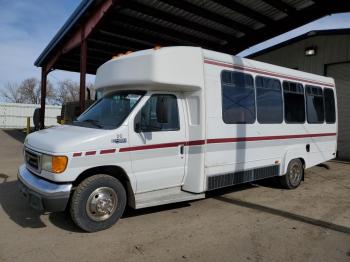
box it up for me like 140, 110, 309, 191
42, 154, 68, 173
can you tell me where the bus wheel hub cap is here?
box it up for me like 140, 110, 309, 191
86, 187, 118, 221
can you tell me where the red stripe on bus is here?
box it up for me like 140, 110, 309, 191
100, 149, 116, 154
206, 133, 337, 144
73, 152, 82, 157
118, 133, 335, 152
204, 59, 335, 88
119, 141, 185, 152
186, 140, 206, 146
85, 151, 96, 156
119, 139, 208, 152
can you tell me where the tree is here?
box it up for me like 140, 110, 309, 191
55, 79, 80, 104
18, 78, 39, 104
0, 78, 56, 104
0, 82, 23, 103
18, 78, 56, 104
56, 80, 94, 104
0, 78, 94, 105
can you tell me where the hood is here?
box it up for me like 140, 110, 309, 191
25, 125, 114, 153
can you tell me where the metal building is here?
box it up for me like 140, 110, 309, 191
248, 29, 350, 160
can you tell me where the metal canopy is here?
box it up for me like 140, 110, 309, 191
35, 0, 350, 74
34, 0, 350, 128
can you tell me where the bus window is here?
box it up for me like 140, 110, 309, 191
324, 88, 336, 123
305, 85, 324, 123
221, 70, 255, 124
256, 76, 283, 124
283, 81, 305, 123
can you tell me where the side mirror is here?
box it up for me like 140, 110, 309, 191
156, 97, 169, 124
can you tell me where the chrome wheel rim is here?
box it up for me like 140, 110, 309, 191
86, 187, 118, 221
289, 162, 302, 187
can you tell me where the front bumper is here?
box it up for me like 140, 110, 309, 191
17, 164, 72, 212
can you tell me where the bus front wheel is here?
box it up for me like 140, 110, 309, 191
70, 174, 126, 232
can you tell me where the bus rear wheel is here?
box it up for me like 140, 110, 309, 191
279, 159, 303, 189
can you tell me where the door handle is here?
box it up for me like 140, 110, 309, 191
180, 144, 184, 155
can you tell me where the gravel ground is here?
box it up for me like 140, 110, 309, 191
0, 129, 349, 262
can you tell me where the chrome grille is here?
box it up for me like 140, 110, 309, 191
24, 148, 41, 172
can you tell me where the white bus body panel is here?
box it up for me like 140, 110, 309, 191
95, 47, 204, 92
202, 50, 337, 185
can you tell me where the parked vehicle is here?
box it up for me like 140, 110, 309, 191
18, 47, 337, 232
57, 100, 95, 125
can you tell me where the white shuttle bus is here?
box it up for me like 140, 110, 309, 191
18, 47, 337, 232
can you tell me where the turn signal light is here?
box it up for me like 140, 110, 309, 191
52, 156, 68, 173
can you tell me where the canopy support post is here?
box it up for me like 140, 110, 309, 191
40, 67, 48, 129
79, 28, 87, 114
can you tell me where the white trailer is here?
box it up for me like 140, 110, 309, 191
18, 47, 337, 232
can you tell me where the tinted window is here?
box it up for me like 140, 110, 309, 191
283, 81, 305, 123
139, 94, 179, 132
221, 71, 255, 124
256, 76, 283, 123
306, 85, 324, 123
324, 88, 336, 123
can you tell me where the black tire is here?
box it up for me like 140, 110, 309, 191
70, 174, 126, 232
279, 159, 303, 189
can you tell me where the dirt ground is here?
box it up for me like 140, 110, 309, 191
0, 129, 349, 262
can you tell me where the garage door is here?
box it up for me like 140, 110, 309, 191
326, 62, 350, 160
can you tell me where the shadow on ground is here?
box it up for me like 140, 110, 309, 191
2, 129, 26, 143
213, 195, 350, 235
1, 174, 348, 235
0, 174, 259, 232
0, 177, 46, 228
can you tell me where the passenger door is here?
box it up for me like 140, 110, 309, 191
129, 93, 187, 193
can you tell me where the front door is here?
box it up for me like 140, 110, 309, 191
129, 92, 187, 193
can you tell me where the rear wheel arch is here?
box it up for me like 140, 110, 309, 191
282, 146, 307, 175
279, 158, 304, 189
73, 165, 135, 208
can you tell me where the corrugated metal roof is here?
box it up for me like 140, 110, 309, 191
35, 0, 350, 74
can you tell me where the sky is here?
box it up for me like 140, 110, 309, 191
0, 0, 350, 90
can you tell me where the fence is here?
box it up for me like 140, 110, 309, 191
0, 103, 62, 128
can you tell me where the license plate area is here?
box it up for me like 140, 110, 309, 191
18, 181, 44, 211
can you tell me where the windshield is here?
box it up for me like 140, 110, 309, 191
72, 90, 145, 129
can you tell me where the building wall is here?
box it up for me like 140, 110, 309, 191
326, 63, 350, 160
0, 103, 61, 129
251, 34, 350, 75
251, 33, 350, 160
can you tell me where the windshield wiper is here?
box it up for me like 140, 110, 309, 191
80, 119, 103, 128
